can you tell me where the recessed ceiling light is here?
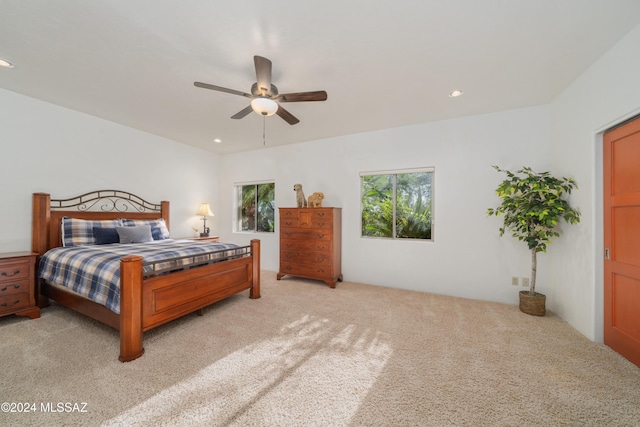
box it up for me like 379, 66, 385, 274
0, 58, 14, 68
449, 90, 464, 98
213, 138, 222, 144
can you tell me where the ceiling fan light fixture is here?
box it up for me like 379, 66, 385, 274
0, 58, 14, 68
251, 97, 278, 116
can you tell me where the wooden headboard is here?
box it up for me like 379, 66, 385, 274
32, 190, 170, 255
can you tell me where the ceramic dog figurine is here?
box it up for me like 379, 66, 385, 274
293, 183, 307, 207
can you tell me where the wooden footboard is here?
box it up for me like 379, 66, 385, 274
118, 240, 260, 362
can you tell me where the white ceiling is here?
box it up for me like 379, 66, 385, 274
1, 1, 640, 154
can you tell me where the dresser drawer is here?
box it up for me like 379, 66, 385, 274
0, 280, 30, 296
281, 239, 331, 253
0, 260, 30, 283
280, 209, 332, 219
281, 251, 332, 265
281, 229, 332, 241
0, 292, 30, 314
281, 217, 332, 229
279, 262, 334, 280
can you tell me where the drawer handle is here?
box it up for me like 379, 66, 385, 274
317, 245, 326, 250
316, 233, 325, 238
317, 268, 325, 273
1, 299, 21, 308
1, 269, 20, 278
1, 284, 21, 292
317, 222, 326, 227
316, 257, 326, 262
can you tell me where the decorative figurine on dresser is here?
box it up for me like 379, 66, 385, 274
293, 183, 307, 208
278, 186, 342, 288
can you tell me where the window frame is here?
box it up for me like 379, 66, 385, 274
234, 180, 276, 233
360, 167, 434, 241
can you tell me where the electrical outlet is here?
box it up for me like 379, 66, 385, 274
511, 277, 519, 286
522, 277, 530, 288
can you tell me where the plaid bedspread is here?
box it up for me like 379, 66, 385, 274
38, 240, 242, 314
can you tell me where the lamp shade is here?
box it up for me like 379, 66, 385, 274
196, 203, 214, 217
251, 97, 278, 116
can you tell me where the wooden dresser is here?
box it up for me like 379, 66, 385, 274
277, 207, 342, 288
0, 252, 40, 319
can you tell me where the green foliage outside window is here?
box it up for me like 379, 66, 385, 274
239, 183, 275, 232
361, 171, 432, 239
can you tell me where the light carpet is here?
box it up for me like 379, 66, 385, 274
1, 271, 639, 426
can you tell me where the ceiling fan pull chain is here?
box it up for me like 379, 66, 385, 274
263, 116, 266, 146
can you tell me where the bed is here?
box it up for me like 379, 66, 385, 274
31, 190, 260, 362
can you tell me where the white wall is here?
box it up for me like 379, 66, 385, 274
218, 105, 553, 305
3, 23, 638, 344
0, 88, 219, 252
549, 24, 640, 342
217, 24, 640, 343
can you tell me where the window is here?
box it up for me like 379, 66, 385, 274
236, 182, 275, 232
361, 168, 433, 240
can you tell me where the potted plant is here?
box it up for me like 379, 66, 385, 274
487, 166, 581, 316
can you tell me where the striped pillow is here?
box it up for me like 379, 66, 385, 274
61, 217, 123, 247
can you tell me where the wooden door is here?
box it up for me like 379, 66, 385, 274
603, 116, 640, 367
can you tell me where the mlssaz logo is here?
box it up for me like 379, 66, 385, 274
40, 402, 88, 413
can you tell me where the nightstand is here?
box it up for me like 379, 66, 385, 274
184, 236, 220, 242
0, 252, 40, 319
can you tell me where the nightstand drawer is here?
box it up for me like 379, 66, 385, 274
0, 280, 30, 296
0, 292, 30, 314
0, 260, 30, 283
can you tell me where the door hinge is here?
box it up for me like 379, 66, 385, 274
605, 248, 610, 260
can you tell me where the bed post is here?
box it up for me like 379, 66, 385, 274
160, 201, 170, 230
250, 239, 260, 299
119, 255, 144, 362
32, 193, 51, 306
32, 193, 50, 255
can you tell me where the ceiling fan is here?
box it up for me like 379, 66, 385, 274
194, 55, 327, 125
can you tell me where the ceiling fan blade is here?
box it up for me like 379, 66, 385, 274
231, 105, 254, 119
194, 82, 252, 99
277, 91, 328, 103
254, 56, 272, 96
276, 105, 300, 125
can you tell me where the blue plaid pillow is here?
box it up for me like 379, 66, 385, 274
122, 218, 170, 240
61, 217, 123, 247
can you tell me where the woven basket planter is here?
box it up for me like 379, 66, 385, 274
519, 291, 546, 316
